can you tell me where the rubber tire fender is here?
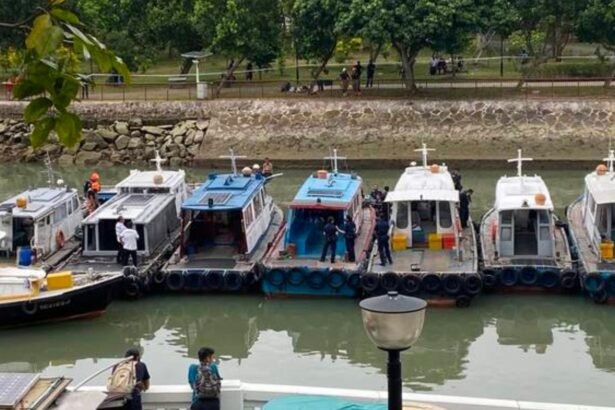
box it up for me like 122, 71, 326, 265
265, 269, 286, 287
166, 270, 184, 291
347, 273, 361, 289
481, 270, 498, 288
286, 268, 305, 286
540, 270, 560, 289
360, 273, 380, 293
560, 269, 578, 290
519, 267, 539, 286
152, 270, 166, 285
455, 295, 472, 308
380, 272, 401, 292
442, 274, 463, 295
327, 269, 347, 289
205, 270, 224, 291
307, 270, 326, 289
184, 270, 203, 291
400, 274, 421, 295
500, 268, 518, 287
463, 274, 483, 295
584, 273, 605, 293
224, 271, 243, 291
422, 273, 442, 294
124, 275, 141, 298
243, 271, 258, 287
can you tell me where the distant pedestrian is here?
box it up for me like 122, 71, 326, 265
459, 189, 473, 229
320, 216, 340, 263
375, 216, 393, 267
262, 158, 273, 177
121, 221, 139, 266
116, 216, 126, 264
339, 68, 350, 96
366, 59, 375, 88
351, 66, 361, 96
189, 347, 222, 410
107, 347, 150, 410
342, 215, 357, 262
246, 62, 253, 81
429, 56, 437, 75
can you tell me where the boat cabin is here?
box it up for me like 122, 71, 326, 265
581, 152, 615, 250
386, 145, 460, 249
493, 151, 554, 258
0, 186, 81, 258
81, 152, 187, 257
285, 162, 363, 258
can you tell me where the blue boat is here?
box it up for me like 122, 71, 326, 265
162, 149, 284, 293
262, 150, 376, 297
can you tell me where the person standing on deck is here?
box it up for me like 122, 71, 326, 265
115, 216, 126, 264
375, 215, 393, 266
459, 189, 473, 229
320, 216, 340, 263
451, 169, 462, 191
121, 221, 139, 266
262, 158, 273, 177
90, 171, 101, 193
381, 186, 391, 221
342, 214, 357, 262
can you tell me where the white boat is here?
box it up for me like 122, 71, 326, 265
480, 150, 574, 292
0, 159, 81, 271
366, 144, 480, 307
567, 150, 615, 303
61, 152, 190, 298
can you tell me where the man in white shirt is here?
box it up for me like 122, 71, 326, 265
120, 220, 139, 266
115, 216, 126, 264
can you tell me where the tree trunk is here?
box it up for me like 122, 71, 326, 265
395, 43, 417, 93
215, 57, 245, 97
474, 30, 495, 61
605, 65, 615, 88
369, 43, 383, 62
311, 46, 335, 80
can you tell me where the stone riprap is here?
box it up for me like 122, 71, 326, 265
1, 100, 614, 165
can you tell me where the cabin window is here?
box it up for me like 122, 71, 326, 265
253, 193, 263, 217
539, 226, 550, 241
501, 227, 512, 241
72, 197, 79, 213
396, 202, 408, 229
86, 225, 96, 251
438, 201, 452, 228
500, 211, 513, 224
538, 210, 549, 224
243, 204, 255, 227
54, 204, 67, 222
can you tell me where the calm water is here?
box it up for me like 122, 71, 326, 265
1, 163, 615, 406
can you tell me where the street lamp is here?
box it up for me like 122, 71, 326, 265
359, 291, 427, 410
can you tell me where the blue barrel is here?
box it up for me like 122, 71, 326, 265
19, 247, 33, 266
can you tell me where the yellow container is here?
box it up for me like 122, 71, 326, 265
600, 241, 614, 260
428, 233, 442, 250
46, 271, 73, 291
392, 234, 407, 251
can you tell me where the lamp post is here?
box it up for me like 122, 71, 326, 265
359, 291, 427, 410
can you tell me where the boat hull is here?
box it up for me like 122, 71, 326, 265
0, 274, 122, 328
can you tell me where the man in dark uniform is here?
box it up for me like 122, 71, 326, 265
320, 216, 339, 263
452, 169, 463, 191
342, 215, 357, 262
375, 215, 393, 266
381, 186, 391, 221
459, 189, 473, 229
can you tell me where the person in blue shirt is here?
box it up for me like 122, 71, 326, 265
320, 216, 340, 263
188, 347, 222, 410
375, 215, 393, 266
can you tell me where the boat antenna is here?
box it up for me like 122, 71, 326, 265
508, 149, 532, 177
604, 149, 615, 173
219, 148, 246, 176
414, 143, 435, 168
41, 152, 60, 187
324, 148, 346, 174
150, 150, 167, 172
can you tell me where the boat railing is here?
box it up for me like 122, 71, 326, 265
72, 381, 614, 410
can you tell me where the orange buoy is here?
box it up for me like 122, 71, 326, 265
596, 164, 608, 176
534, 192, 546, 206
55, 230, 65, 249
16, 196, 27, 208
430, 164, 440, 173
491, 222, 498, 241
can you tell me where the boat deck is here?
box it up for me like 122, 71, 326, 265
369, 223, 477, 275
568, 199, 615, 273
0, 239, 80, 270
480, 209, 572, 269
265, 207, 375, 271
167, 206, 285, 272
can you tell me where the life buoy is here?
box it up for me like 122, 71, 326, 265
584, 273, 605, 293
224, 271, 243, 291
455, 295, 472, 308
327, 269, 347, 289
361, 273, 380, 293
500, 268, 518, 287
184, 270, 204, 291
205, 270, 224, 290
540, 270, 559, 289
286, 268, 305, 286
55, 230, 65, 249
347, 273, 361, 289
380, 272, 400, 292
166, 271, 185, 291
266, 269, 286, 287
519, 267, 539, 286
307, 270, 326, 289
442, 274, 463, 295
124, 275, 141, 298
400, 274, 421, 295
22, 300, 38, 315
463, 274, 483, 295
422, 273, 441, 293
560, 269, 578, 290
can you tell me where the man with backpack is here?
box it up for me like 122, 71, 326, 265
107, 347, 150, 410
188, 347, 222, 410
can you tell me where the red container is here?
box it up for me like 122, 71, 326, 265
442, 234, 455, 249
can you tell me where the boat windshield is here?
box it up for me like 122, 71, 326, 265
596, 203, 615, 241
287, 208, 344, 257
12, 217, 34, 250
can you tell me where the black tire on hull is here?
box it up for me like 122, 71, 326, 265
224, 271, 243, 291
500, 268, 518, 287
584, 273, 605, 293
361, 273, 380, 293
381, 272, 401, 292
266, 269, 286, 288
560, 270, 578, 290
519, 267, 539, 286
455, 295, 472, 308
540, 270, 560, 289
124, 275, 141, 298
166, 271, 184, 291
442, 274, 463, 296
347, 273, 361, 289
307, 270, 326, 289
205, 271, 224, 291
327, 269, 347, 289
422, 274, 441, 293
286, 268, 305, 286
400, 274, 421, 295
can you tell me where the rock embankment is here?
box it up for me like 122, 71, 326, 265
0, 117, 209, 167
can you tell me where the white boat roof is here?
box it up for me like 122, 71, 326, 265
0, 187, 77, 219
0, 267, 46, 279
584, 171, 615, 205
115, 169, 186, 190
386, 165, 459, 203
494, 175, 553, 211
83, 193, 176, 224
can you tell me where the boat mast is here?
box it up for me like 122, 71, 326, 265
324, 148, 346, 174
41, 152, 60, 187
150, 150, 167, 172
220, 148, 246, 176
508, 149, 533, 177
414, 143, 435, 168
604, 150, 615, 173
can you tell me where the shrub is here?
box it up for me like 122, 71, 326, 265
521, 62, 614, 78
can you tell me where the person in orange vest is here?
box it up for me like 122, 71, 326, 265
90, 171, 101, 193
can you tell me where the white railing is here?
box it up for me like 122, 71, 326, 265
74, 381, 615, 410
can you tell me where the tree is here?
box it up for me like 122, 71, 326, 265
0, 0, 129, 147
577, 0, 615, 86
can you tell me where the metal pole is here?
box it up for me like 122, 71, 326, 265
387, 350, 402, 410
500, 36, 504, 78
295, 42, 300, 85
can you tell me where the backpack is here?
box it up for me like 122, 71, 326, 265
196, 364, 220, 399
106, 360, 136, 394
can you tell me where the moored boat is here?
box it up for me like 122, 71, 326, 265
262, 150, 375, 297
366, 144, 480, 307
162, 150, 284, 293
61, 152, 190, 298
566, 151, 615, 304
480, 150, 574, 293
0, 267, 122, 328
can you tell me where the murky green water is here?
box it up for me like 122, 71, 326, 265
1, 163, 614, 406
